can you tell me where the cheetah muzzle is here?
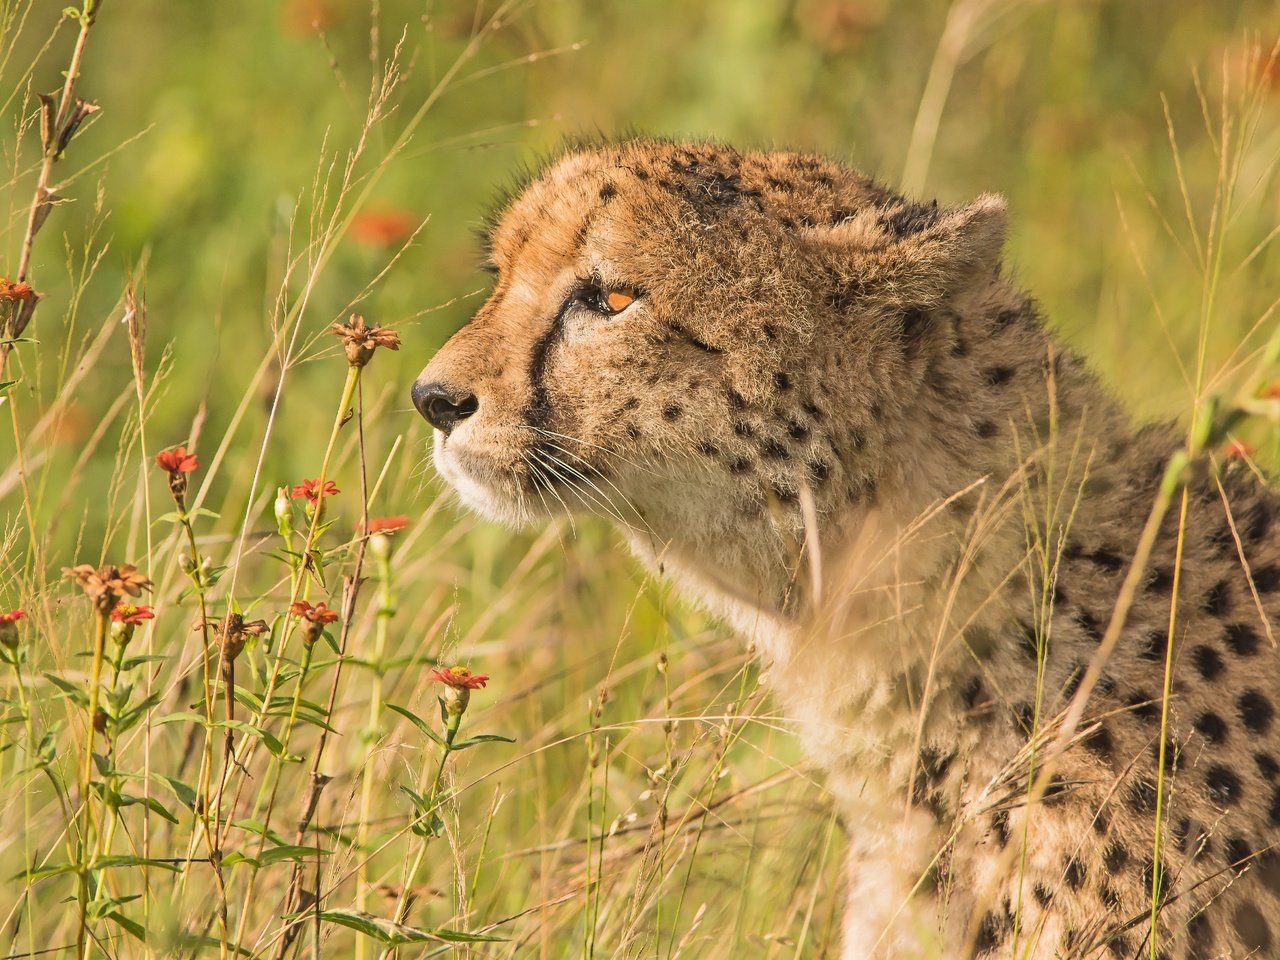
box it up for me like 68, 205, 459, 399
412, 139, 1280, 959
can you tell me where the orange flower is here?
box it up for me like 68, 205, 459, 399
290, 600, 339, 645
430, 665, 489, 690
64, 563, 153, 612
155, 446, 198, 473
1221, 439, 1255, 460
364, 516, 409, 535
292, 478, 339, 504
1261, 381, 1280, 400
110, 603, 155, 625
349, 209, 417, 247
0, 609, 23, 649
0, 279, 37, 303
290, 600, 339, 624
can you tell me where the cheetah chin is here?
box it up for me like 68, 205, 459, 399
413, 138, 1280, 960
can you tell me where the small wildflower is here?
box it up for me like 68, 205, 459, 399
156, 445, 198, 500
1261, 381, 1280, 400
364, 516, 409, 535
109, 602, 154, 647
0, 279, 38, 303
349, 209, 417, 247
274, 486, 294, 536
64, 563, 152, 613
329, 313, 400, 368
0, 609, 25, 649
290, 600, 339, 645
430, 664, 490, 716
1221, 439, 1255, 461
292, 478, 339, 504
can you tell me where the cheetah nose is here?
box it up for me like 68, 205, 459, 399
412, 380, 478, 435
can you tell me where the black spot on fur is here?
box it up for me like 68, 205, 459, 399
773, 371, 791, 391
1129, 776, 1159, 814
728, 456, 752, 474
826, 279, 865, 312
1252, 564, 1280, 593
726, 388, 746, 410
1269, 787, 1280, 825
598, 181, 617, 202
1194, 712, 1228, 744
1240, 499, 1274, 544
975, 420, 998, 439
1011, 701, 1035, 733
983, 365, 1015, 387
961, 676, 987, 711
1103, 840, 1128, 873
1074, 609, 1102, 643
1225, 836, 1252, 871
1188, 912, 1213, 957
697, 440, 719, 457
761, 438, 789, 460
990, 809, 1009, 848
900, 307, 929, 340
1233, 903, 1272, 954
787, 420, 809, 442
1125, 691, 1160, 722
1137, 630, 1169, 662
1201, 579, 1231, 616
1239, 690, 1274, 734
1083, 725, 1113, 761
1257, 753, 1280, 781
1032, 883, 1051, 908
661, 403, 682, 421
1191, 644, 1225, 680
733, 421, 755, 439
1224, 622, 1261, 657
1206, 764, 1242, 805
806, 459, 830, 483
1086, 548, 1125, 572
1064, 857, 1086, 890
668, 321, 722, 354
880, 199, 940, 237
801, 399, 824, 420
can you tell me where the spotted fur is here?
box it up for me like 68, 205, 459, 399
414, 139, 1280, 959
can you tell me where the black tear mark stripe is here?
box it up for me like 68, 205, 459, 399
668, 321, 722, 354
525, 288, 582, 430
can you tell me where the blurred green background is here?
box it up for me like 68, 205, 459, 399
2, 1, 1278, 956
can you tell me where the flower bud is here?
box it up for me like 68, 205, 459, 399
274, 487, 294, 536
370, 532, 393, 562
179, 553, 197, 575
0, 609, 23, 650
442, 684, 471, 716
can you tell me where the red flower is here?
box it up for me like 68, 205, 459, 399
110, 603, 155, 624
364, 516, 409, 535
349, 209, 417, 247
290, 600, 339, 625
0, 609, 24, 625
0, 280, 37, 303
156, 446, 199, 473
1221, 439, 1255, 460
292, 478, 339, 504
430, 665, 490, 689
0, 609, 24, 649
1261, 381, 1280, 400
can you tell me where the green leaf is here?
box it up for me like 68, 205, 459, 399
42, 672, 88, 706
258, 844, 328, 867
314, 909, 505, 945
386, 703, 444, 746
450, 733, 516, 751
105, 910, 145, 940
118, 792, 179, 824
155, 774, 197, 810
216, 719, 301, 761
154, 711, 209, 727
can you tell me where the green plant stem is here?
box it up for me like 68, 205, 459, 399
77, 608, 108, 960
354, 549, 394, 960
389, 740, 454, 934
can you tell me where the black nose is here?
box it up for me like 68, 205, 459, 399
412, 380, 478, 434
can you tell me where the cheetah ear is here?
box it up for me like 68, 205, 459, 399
809, 193, 1008, 308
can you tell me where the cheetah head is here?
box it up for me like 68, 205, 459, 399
413, 140, 1007, 560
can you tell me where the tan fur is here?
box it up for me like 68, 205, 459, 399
414, 139, 1280, 959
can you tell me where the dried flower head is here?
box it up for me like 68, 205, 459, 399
329, 313, 400, 367
208, 613, 269, 665
64, 563, 153, 612
292, 478, 339, 505
0, 609, 24, 650
290, 600, 339, 645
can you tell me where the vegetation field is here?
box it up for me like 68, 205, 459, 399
0, 1, 1277, 956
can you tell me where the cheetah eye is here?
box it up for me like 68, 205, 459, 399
577, 282, 639, 316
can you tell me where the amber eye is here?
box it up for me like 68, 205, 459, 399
604, 289, 635, 312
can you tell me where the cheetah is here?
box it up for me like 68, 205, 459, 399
410, 139, 1280, 959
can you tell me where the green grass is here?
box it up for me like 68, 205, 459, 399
0, 1, 1277, 956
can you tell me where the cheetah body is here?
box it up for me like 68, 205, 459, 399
414, 139, 1280, 959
